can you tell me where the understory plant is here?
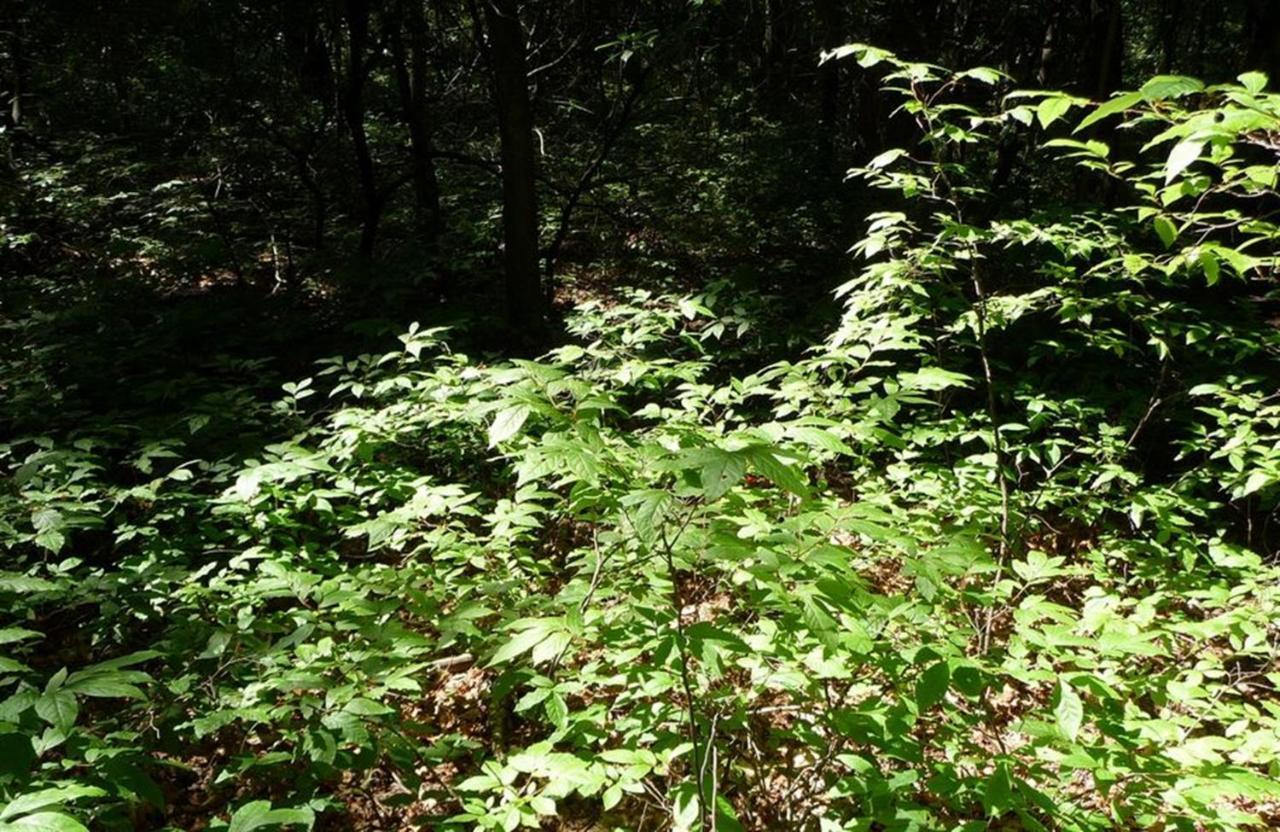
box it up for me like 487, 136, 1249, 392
1, 49, 1279, 832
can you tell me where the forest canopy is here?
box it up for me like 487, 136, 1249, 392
1, 1, 1279, 830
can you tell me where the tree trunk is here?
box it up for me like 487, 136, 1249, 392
342, 0, 382, 258
1157, 0, 1182, 73
1036, 17, 1058, 86
5, 5, 28, 135
815, 0, 843, 173
281, 12, 333, 249
391, 0, 443, 242
1081, 0, 1123, 98
482, 0, 546, 341
1245, 0, 1280, 86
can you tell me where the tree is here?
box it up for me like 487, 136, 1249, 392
1082, 0, 1124, 97
482, 0, 546, 341
390, 0, 443, 242
340, 0, 384, 258
1244, 0, 1280, 87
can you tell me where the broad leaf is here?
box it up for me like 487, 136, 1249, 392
488, 405, 531, 447
1055, 680, 1084, 742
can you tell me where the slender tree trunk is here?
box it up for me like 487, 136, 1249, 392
1081, 0, 1123, 98
1036, 18, 1057, 85
1244, 0, 1280, 86
5, 4, 28, 143
9, 19, 23, 127
1157, 0, 1182, 73
760, 0, 777, 93
342, 0, 382, 258
282, 14, 334, 249
482, 0, 546, 341
391, 0, 443, 242
294, 144, 328, 250
815, 0, 843, 173
1097, 0, 1123, 96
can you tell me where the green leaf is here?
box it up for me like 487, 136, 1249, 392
899, 366, 971, 392
982, 761, 1014, 816
30, 509, 62, 533
64, 676, 146, 700
530, 630, 572, 666
489, 621, 557, 667
620, 489, 673, 546
684, 622, 751, 676
714, 794, 746, 832
456, 773, 500, 792
544, 693, 568, 730
523, 437, 603, 485
341, 698, 394, 716
1055, 680, 1084, 742
800, 597, 839, 649
488, 405, 531, 448
960, 67, 1003, 85
34, 690, 77, 733
1139, 75, 1204, 101
1240, 470, 1273, 497
44, 668, 67, 694
686, 448, 746, 501
671, 782, 701, 831
1164, 140, 1203, 183
787, 426, 853, 456
867, 148, 906, 170
0, 690, 36, 721
1036, 96, 1072, 129
1074, 91, 1142, 132
33, 530, 66, 554
0, 787, 105, 822
227, 801, 314, 832
1199, 248, 1221, 285
1153, 215, 1177, 249
916, 661, 950, 711
73, 651, 160, 673
745, 446, 808, 497
4, 813, 90, 832
0, 629, 41, 646
0, 575, 56, 594
1238, 71, 1268, 94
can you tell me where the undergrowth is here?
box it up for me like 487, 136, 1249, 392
1, 51, 1279, 832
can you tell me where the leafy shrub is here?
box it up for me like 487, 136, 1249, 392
2, 51, 1279, 832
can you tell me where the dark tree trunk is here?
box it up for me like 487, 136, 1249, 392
759, 0, 779, 98
292, 139, 329, 250
1034, 16, 1054, 85
284, 3, 336, 106
342, 0, 382, 258
1245, 0, 1280, 86
391, 0, 443, 242
5, 5, 28, 136
482, 0, 546, 342
1156, 0, 1182, 73
280, 13, 333, 250
815, 0, 843, 173
1081, 0, 1123, 98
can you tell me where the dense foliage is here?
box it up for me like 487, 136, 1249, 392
1, 2, 1279, 831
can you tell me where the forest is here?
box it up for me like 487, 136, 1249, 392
1, 0, 1279, 829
